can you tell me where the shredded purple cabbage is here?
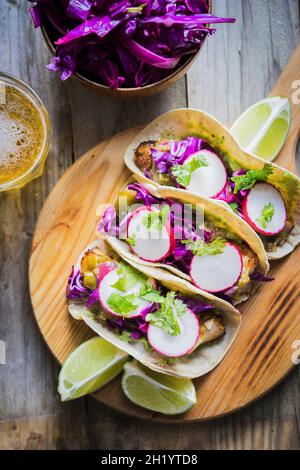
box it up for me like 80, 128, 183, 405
127, 182, 160, 205
97, 205, 119, 236
107, 317, 126, 330
214, 180, 237, 204
67, 267, 90, 300
152, 137, 204, 175
131, 330, 142, 340
86, 288, 99, 307
180, 296, 213, 314
107, 309, 152, 337
28, 1, 235, 89
250, 272, 275, 283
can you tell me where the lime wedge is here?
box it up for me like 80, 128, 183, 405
58, 337, 128, 401
230, 97, 291, 162
121, 361, 197, 415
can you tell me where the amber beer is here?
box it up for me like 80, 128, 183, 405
0, 72, 50, 191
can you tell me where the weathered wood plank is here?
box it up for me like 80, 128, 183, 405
185, 0, 300, 450
1, 0, 300, 450
0, 0, 88, 446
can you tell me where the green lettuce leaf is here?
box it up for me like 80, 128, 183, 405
183, 237, 226, 256
107, 293, 137, 315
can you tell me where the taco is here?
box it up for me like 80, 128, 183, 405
67, 240, 241, 379
124, 108, 300, 260
98, 180, 270, 305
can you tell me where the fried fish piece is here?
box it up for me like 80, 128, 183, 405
134, 140, 171, 172
196, 313, 226, 347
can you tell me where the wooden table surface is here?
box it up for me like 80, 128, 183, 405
1, 0, 300, 450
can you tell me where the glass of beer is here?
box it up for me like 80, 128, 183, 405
0, 72, 50, 191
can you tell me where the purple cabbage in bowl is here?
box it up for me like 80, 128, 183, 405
28, 0, 235, 89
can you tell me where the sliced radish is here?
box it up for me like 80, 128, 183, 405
242, 182, 287, 236
147, 309, 200, 358
184, 150, 228, 198
98, 267, 152, 318
127, 206, 175, 262
190, 242, 243, 293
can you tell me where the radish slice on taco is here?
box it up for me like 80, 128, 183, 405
98, 180, 270, 306
67, 241, 240, 379
124, 108, 300, 260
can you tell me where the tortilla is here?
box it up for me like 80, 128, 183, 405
124, 108, 300, 259
104, 179, 269, 305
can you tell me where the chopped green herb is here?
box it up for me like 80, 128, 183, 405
172, 153, 208, 187
111, 262, 146, 292
107, 293, 137, 316
139, 337, 153, 352
256, 203, 275, 229
159, 357, 179, 366
119, 331, 132, 343
183, 237, 226, 256
146, 292, 188, 336
126, 234, 136, 247
127, 3, 146, 13
229, 202, 239, 214
231, 164, 273, 194
119, 331, 152, 351
142, 204, 170, 231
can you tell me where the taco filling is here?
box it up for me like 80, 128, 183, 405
133, 138, 293, 251
99, 183, 271, 304
67, 247, 227, 361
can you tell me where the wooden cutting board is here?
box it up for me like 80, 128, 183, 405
29, 44, 300, 422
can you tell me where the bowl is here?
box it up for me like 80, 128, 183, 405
40, 0, 212, 98
0, 71, 51, 191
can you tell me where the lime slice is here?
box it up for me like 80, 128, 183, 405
230, 97, 291, 162
58, 337, 128, 401
121, 361, 197, 415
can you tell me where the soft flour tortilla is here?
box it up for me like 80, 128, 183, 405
124, 108, 300, 259
104, 180, 269, 304
68, 241, 241, 379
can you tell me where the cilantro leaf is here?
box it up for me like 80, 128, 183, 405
146, 292, 188, 336
127, 3, 146, 13
172, 153, 208, 187
231, 164, 273, 194
126, 234, 136, 247
229, 202, 239, 214
256, 203, 275, 229
183, 237, 226, 256
139, 337, 153, 352
107, 293, 137, 315
119, 331, 152, 351
119, 331, 132, 343
142, 205, 170, 231
111, 262, 146, 292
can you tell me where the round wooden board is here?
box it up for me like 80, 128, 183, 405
29, 125, 300, 422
